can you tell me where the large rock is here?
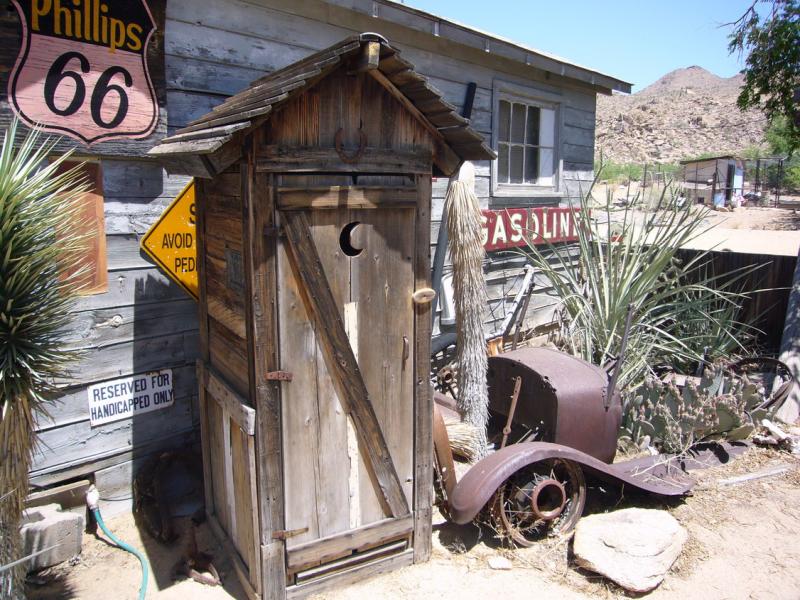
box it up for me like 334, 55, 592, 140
20, 503, 84, 570
572, 508, 687, 593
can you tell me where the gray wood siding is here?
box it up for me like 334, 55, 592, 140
31, 162, 198, 500
29, 0, 600, 493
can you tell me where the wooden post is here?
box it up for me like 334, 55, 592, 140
778, 246, 800, 423
195, 182, 214, 517
412, 174, 433, 563
242, 138, 288, 599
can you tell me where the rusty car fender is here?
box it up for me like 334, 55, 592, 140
447, 441, 694, 525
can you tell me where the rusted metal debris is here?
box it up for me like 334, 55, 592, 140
434, 347, 773, 545
487, 348, 622, 464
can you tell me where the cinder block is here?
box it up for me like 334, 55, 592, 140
20, 503, 84, 571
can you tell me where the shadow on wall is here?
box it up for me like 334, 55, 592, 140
128, 271, 202, 591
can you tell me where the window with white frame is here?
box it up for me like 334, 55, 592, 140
494, 94, 558, 193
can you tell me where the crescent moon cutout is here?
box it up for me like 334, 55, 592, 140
339, 221, 363, 257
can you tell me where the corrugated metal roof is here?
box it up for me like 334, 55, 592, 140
150, 34, 496, 163
331, 0, 632, 94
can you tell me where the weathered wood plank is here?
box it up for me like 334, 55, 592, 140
101, 160, 188, 200
257, 146, 431, 174
208, 317, 249, 396
200, 362, 256, 435
207, 512, 260, 600
65, 300, 197, 347
207, 395, 231, 535
368, 69, 460, 176
563, 142, 595, 165
351, 207, 416, 525
166, 17, 311, 81
286, 515, 414, 572
230, 420, 257, 585
243, 155, 287, 599
285, 549, 413, 599
62, 331, 199, 386
281, 211, 410, 519
412, 174, 433, 562
30, 397, 195, 474
166, 53, 262, 96
309, 210, 352, 539
195, 175, 218, 544
277, 187, 417, 210
222, 411, 238, 551
278, 212, 323, 547
29, 428, 197, 489
198, 367, 216, 519
107, 235, 153, 271
207, 297, 247, 339
246, 435, 263, 588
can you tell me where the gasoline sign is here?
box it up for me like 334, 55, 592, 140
8, 0, 159, 145
141, 181, 198, 300
481, 207, 579, 251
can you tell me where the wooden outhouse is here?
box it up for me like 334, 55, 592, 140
149, 34, 493, 599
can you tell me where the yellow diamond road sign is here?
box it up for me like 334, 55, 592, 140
141, 181, 198, 300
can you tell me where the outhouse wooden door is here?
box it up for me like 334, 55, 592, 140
276, 185, 419, 577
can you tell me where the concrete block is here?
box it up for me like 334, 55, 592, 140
20, 503, 84, 571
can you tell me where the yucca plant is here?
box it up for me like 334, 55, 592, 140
523, 178, 760, 399
0, 120, 88, 597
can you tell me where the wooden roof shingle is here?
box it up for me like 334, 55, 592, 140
149, 33, 495, 173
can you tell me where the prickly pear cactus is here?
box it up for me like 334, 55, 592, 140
621, 364, 775, 453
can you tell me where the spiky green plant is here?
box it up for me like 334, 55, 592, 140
523, 181, 760, 395
0, 120, 88, 597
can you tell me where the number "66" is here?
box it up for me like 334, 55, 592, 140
44, 51, 132, 129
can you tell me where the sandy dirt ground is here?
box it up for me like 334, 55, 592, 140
27, 445, 800, 600
702, 206, 800, 232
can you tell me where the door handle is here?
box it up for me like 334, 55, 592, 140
402, 335, 409, 363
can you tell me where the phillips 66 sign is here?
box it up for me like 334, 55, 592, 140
8, 0, 161, 145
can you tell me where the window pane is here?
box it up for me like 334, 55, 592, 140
525, 147, 538, 183
540, 108, 556, 147
498, 100, 510, 142
510, 145, 524, 183
511, 103, 526, 143
538, 148, 554, 186
526, 106, 540, 145
498, 143, 509, 183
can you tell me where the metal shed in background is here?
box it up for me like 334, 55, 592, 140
680, 155, 744, 207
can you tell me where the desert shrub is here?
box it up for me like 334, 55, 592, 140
522, 185, 760, 439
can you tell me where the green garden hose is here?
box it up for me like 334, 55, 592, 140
86, 485, 150, 600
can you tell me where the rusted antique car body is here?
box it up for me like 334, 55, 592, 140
487, 348, 622, 463
434, 347, 698, 545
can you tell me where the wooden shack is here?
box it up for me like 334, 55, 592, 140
149, 33, 493, 599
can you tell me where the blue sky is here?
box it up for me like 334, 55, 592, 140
402, 0, 764, 92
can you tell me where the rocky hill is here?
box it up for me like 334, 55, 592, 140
595, 66, 768, 164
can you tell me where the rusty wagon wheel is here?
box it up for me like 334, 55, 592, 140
490, 458, 586, 547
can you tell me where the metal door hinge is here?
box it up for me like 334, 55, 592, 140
272, 527, 308, 540
265, 370, 293, 381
